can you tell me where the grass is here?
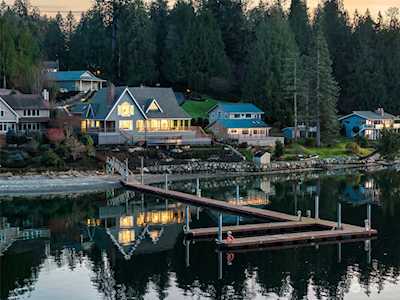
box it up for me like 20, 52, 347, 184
284, 139, 375, 160
182, 98, 218, 119
239, 149, 254, 161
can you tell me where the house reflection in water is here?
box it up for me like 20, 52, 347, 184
342, 177, 381, 205
93, 191, 186, 260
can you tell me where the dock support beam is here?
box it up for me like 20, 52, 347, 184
140, 157, 144, 184
236, 185, 240, 225
185, 206, 190, 233
366, 204, 372, 232
185, 240, 190, 267
315, 196, 319, 219
218, 251, 223, 280
338, 242, 342, 263
196, 178, 201, 197
218, 213, 223, 244
337, 202, 342, 230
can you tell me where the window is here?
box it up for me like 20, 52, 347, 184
234, 114, 240, 118
117, 101, 134, 117
27, 110, 31, 116
148, 100, 161, 112
242, 130, 249, 135
119, 120, 133, 130
246, 114, 251, 118
231, 129, 237, 134
37, 110, 40, 116
253, 130, 258, 134
0, 110, 4, 117
136, 120, 144, 131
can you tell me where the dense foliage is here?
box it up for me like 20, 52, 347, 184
1, 0, 400, 136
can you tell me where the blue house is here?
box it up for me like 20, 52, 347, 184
339, 108, 400, 140
46, 70, 106, 93
207, 103, 283, 146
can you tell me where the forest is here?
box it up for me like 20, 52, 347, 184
1, 0, 400, 141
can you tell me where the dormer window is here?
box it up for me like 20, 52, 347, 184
146, 99, 163, 113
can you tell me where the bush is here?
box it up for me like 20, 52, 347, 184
346, 142, 361, 155
377, 129, 400, 159
305, 138, 316, 147
81, 134, 94, 146
274, 140, 284, 158
355, 135, 368, 148
41, 150, 64, 167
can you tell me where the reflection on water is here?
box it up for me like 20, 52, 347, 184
1, 169, 400, 299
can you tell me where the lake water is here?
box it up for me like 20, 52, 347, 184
1, 169, 400, 300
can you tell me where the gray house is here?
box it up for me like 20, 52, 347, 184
77, 86, 211, 145
0, 91, 50, 135
46, 70, 106, 93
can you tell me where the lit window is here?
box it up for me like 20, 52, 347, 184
119, 120, 133, 130
118, 230, 135, 245
136, 120, 144, 131
148, 100, 161, 112
118, 101, 134, 117
120, 216, 134, 228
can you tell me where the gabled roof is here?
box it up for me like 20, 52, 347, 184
46, 70, 105, 82
82, 86, 191, 120
214, 119, 270, 129
1, 93, 49, 110
129, 87, 190, 119
339, 111, 399, 121
209, 103, 264, 114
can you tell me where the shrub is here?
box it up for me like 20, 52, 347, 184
81, 134, 94, 146
355, 135, 368, 148
305, 138, 316, 147
346, 142, 361, 155
274, 140, 284, 158
65, 136, 86, 161
47, 128, 65, 144
41, 150, 64, 167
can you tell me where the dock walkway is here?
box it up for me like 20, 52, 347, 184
122, 180, 377, 249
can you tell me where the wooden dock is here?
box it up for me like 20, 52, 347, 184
122, 180, 377, 249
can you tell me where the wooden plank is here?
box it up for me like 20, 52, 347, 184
222, 236, 377, 253
220, 229, 377, 249
186, 221, 321, 238
123, 181, 302, 222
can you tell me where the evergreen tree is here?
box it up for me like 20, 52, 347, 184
307, 22, 340, 146
43, 13, 65, 64
288, 0, 311, 55
150, 0, 168, 84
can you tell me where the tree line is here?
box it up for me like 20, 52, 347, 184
1, 0, 400, 144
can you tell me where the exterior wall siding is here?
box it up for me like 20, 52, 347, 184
0, 100, 18, 122
341, 115, 366, 138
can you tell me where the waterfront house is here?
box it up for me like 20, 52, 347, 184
207, 103, 283, 146
339, 108, 400, 140
253, 151, 271, 168
46, 70, 106, 93
77, 86, 211, 145
0, 91, 50, 136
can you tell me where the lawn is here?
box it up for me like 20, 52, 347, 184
182, 98, 218, 119
284, 140, 375, 159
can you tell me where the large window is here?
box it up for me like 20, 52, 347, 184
118, 101, 134, 117
136, 120, 144, 131
119, 120, 133, 130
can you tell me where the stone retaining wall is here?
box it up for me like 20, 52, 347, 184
145, 157, 377, 174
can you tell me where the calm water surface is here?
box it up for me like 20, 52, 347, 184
1, 169, 400, 299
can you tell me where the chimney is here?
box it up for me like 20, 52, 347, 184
376, 108, 384, 117
42, 89, 49, 101
107, 82, 115, 105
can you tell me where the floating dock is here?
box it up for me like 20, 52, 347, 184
122, 180, 377, 249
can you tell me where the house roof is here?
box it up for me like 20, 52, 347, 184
81, 86, 190, 120
339, 111, 399, 121
128, 87, 190, 119
46, 70, 105, 82
1, 93, 49, 110
214, 119, 270, 129
209, 103, 264, 114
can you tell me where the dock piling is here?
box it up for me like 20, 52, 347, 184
218, 213, 223, 244
297, 210, 302, 221
185, 206, 190, 233
196, 178, 201, 197
140, 157, 144, 184
315, 196, 319, 219
337, 202, 342, 230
